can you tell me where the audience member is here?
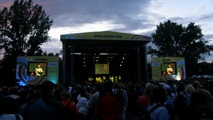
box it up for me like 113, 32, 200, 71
88, 83, 103, 120
76, 87, 89, 120
183, 88, 213, 119
0, 96, 24, 120
185, 84, 195, 106
95, 80, 123, 120
19, 80, 69, 120
147, 85, 170, 120
137, 82, 154, 113
113, 82, 128, 120
61, 89, 78, 120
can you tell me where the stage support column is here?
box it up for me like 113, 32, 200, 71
70, 44, 75, 84
136, 46, 142, 82
142, 45, 148, 82
62, 40, 67, 84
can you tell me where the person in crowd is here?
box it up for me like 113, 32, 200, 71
95, 80, 123, 120
192, 80, 203, 89
72, 84, 82, 103
76, 87, 89, 120
132, 82, 154, 120
113, 82, 128, 120
19, 80, 69, 120
183, 88, 213, 119
174, 81, 186, 120
163, 83, 176, 105
6, 86, 20, 100
88, 83, 103, 120
0, 86, 4, 99
86, 86, 92, 100
127, 82, 144, 118
60, 89, 78, 120
5, 86, 22, 113
0, 96, 24, 120
25, 85, 40, 102
184, 84, 195, 106
176, 81, 185, 96
162, 83, 176, 120
147, 85, 170, 120
137, 82, 154, 113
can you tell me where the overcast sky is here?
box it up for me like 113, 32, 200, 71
0, 0, 212, 62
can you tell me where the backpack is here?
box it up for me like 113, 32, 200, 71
132, 104, 162, 120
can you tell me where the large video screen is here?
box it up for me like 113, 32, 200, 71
95, 63, 109, 74
151, 57, 186, 81
28, 62, 47, 76
16, 56, 59, 86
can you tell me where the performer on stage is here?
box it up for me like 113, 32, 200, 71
166, 64, 174, 75
35, 64, 45, 76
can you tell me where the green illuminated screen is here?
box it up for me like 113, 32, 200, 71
95, 63, 109, 74
28, 62, 47, 76
16, 56, 59, 86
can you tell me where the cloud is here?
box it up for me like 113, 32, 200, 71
205, 34, 213, 40
45, 0, 152, 29
0, 1, 13, 9
198, 13, 213, 21
41, 0, 155, 54
204, 34, 213, 45
41, 38, 62, 54
0, 0, 212, 62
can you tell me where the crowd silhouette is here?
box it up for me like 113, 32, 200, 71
0, 77, 213, 120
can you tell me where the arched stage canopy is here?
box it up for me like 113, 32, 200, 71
60, 31, 150, 84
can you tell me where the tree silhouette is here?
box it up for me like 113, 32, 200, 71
0, 0, 53, 85
148, 20, 212, 77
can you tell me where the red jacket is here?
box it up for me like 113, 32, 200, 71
137, 95, 151, 112
95, 92, 122, 120
61, 98, 78, 118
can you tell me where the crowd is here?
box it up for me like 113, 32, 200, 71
0, 78, 213, 120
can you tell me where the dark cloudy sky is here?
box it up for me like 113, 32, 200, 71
0, 0, 212, 62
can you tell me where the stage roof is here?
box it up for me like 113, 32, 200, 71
60, 31, 150, 52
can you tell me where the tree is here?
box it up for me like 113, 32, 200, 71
0, 0, 53, 85
197, 62, 213, 75
148, 20, 212, 77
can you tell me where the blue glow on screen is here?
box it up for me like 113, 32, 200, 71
16, 56, 59, 86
